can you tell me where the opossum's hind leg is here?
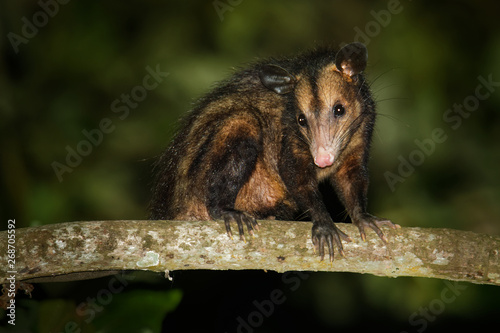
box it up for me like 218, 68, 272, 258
207, 132, 261, 240
222, 210, 258, 240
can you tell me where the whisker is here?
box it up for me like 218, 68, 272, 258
375, 97, 411, 104
368, 67, 402, 90
295, 209, 311, 221
377, 112, 409, 127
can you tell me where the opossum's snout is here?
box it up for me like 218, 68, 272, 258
314, 146, 334, 168
309, 119, 339, 168
301, 114, 339, 169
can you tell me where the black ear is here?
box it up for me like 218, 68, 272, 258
259, 64, 296, 94
335, 42, 368, 77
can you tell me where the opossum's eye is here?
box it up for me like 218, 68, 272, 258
297, 114, 308, 127
333, 104, 345, 117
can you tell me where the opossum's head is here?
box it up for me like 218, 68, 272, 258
260, 43, 373, 169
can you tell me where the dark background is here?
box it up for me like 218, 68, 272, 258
1, 0, 499, 332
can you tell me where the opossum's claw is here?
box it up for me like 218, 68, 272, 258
312, 221, 350, 262
353, 213, 399, 243
222, 210, 259, 241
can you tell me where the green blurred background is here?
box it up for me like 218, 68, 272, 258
1, 0, 499, 332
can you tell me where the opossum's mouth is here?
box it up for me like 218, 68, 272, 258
314, 147, 334, 168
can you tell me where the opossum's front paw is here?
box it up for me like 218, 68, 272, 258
311, 221, 351, 262
353, 213, 400, 242
222, 210, 259, 240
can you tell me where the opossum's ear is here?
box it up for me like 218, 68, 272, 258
259, 64, 296, 94
335, 42, 367, 77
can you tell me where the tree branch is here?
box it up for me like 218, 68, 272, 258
1, 220, 499, 286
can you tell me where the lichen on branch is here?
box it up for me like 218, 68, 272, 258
0, 220, 499, 286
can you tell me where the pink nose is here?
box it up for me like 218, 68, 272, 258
314, 152, 334, 168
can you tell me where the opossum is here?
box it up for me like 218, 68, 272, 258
150, 42, 398, 261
